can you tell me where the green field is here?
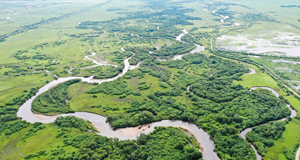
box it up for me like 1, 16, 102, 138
264, 119, 300, 160
233, 65, 286, 95
0, 123, 80, 160
1, 0, 300, 160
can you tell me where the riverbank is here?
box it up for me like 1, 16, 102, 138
16, 31, 219, 160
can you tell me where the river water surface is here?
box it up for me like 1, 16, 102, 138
16, 31, 220, 160
240, 87, 297, 160
16, 29, 298, 160
158, 29, 205, 61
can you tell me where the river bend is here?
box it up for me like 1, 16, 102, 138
240, 87, 297, 160
17, 30, 296, 160
16, 31, 219, 160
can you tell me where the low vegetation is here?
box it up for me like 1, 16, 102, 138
246, 121, 286, 156
32, 79, 81, 115
0, 0, 300, 160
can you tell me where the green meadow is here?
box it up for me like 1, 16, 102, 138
1, 0, 300, 160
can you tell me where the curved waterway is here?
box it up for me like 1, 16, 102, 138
17, 29, 295, 160
68, 49, 118, 75
158, 29, 205, 61
20, 110, 219, 160
17, 32, 219, 160
296, 147, 300, 160
188, 84, 297, 160
247, 68, 256, 75
17, 53, 140, 122
240, 87, 297, 160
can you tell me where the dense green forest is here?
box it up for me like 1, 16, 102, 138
25, 116, 202, 160
1, 0, 300, 160
92, 66, 123, 79
36, 51, 290, 159
246, 121, 286, 156
31, 50, 291, 160
32, 79, 81, 115
0, 87, 39, 122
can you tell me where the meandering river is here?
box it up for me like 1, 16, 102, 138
16, 29, 296, 160
187, 81, 297, 160
240, 87, 297, 160
158, 29, 205, 61
16, 30, 220, 160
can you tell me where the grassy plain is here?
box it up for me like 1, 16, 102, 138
69, 72, 173, 116
0, 123, 84, 160
233, 65, 285, 95
285, 95, 300, 112
212, 2, 300, 159
0, 0, 106, 35
261, 95, 300, 159
0, 73, 53, 106
217, 0, 300, 26
264, 119, 300, 160
1, 0, 300, 159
